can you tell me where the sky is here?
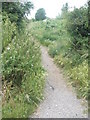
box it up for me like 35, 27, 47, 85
27, 0, 87, 19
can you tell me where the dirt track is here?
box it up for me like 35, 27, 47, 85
31, 46, 88, 118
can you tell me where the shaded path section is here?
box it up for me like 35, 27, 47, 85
31, 46, 88, 118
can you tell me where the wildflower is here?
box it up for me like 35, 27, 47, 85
7, 47, 10, 50
31, 64, 33, 67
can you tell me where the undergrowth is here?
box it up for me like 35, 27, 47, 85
2, 17, 45, 118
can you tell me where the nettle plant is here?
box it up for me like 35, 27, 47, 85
2, 16, 17, 51
2, 17, 45, 118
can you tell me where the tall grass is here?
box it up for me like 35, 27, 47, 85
2, 17, 45, 118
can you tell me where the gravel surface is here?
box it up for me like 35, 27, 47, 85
31, 46, 88, 118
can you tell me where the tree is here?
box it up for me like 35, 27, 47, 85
66, 5, 88, 51
61, 3, 69, 18
66, 5, 88, 37
35, 8, 46, 21
2, 2, 34, 29
62, 3, 69, 13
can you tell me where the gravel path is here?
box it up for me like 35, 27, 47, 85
31, 46, 88, 118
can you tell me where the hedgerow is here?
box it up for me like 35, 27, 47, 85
2, 17, 45, 118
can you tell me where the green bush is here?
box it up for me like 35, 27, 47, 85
66, 6, 88, 37
2, 16, 17, 51
54, 55, 88, 99
66, 5, 88, 54
68, 60, 88, 98
48, 42, 58, 57
2, 17, 45, 118
40, 39, 52, 47
43, 32, 59, 41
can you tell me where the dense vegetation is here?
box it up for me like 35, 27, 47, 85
1, 2, 45, 118
2, 2, 34, 30
30, 3, 88, 99
1, 1, 88, 118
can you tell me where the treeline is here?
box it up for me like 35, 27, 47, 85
2, 2, 45, 118
30, 2, 88, 99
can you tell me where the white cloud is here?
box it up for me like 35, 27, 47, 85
28, 0, 87, 19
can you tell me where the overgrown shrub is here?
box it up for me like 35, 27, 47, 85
2, 17, 45, 118
54, 55, 88, 99
66, 5, 88, 37
2, 16, 17, 51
